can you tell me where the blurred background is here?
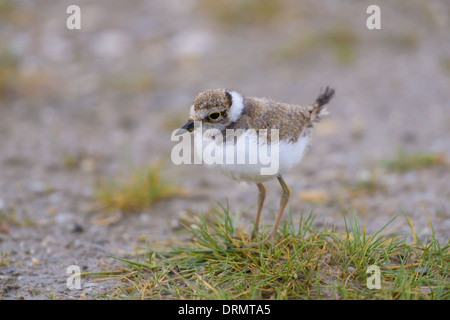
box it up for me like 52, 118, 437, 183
0, 0, 449, 298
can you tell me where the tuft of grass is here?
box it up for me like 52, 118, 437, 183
0, 49, 20, 99
62, 153, 82, 170
0, 251, 12, 267
272, 26, 358, 66
0, 207, 36, 228
321, 27, 358, 65
94, 163, 183, 213
198, 0, 283, 28
99, 203, 449, 300
104, 73, 154, 94
0, 0, 14, 17
380, 150, 448, 173
439, 56, 450, 76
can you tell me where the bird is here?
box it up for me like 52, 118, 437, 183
176, 87, 335, 243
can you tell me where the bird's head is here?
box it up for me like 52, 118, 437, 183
177, 89, 244, 134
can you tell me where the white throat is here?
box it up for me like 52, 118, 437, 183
229, 91, 244, 123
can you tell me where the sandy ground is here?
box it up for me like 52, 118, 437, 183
0, 0, 449, 299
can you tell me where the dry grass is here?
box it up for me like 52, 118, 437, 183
198, 0, 284, 28
0, 49, 20, 99
381, 150, 448, 173
94, 163, 184, 213
271, 26, 358, 66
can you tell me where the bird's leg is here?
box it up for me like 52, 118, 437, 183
250, 182, 266, 241
240, 177, 289, 248
268, 175, 291, 241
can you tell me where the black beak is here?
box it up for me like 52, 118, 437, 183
175, 120, 194, 135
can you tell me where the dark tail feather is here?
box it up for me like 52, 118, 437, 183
315, 87, 335, 109
309, 86, 335, 126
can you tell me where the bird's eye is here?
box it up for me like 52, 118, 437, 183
208, 112, 221, 120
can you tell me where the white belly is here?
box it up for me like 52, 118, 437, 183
194, 129, 309, 183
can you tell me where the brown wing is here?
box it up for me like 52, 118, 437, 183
226, 97, 312, 143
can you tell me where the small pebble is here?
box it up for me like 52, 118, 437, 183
71, 223, 84, 233
419, 286, 431, 294
27, 181, 47, 195
298, 190, 329, 203
80, 158, 96, 173
0, 222, 10, 234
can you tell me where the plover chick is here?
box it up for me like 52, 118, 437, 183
177, 87, 335, 242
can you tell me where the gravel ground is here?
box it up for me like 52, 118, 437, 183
0, 0, 449, 299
